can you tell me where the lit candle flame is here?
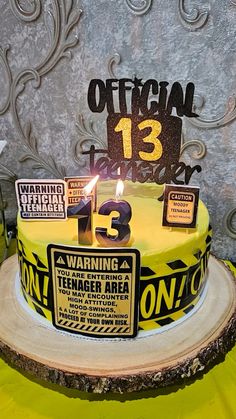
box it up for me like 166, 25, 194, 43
83, 175, 99, 198
116, 179, 124, 201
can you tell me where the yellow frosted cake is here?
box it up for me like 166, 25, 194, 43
17, 181, 212, 334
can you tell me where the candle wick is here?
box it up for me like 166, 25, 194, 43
115, 192, 121, 202
115, 179, 124, 201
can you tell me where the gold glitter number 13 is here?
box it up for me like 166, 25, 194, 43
114, 117, 163, 161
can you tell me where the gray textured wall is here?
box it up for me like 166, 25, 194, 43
0, 0, 235, 260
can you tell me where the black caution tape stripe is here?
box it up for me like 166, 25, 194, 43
138, 316, 175, 331
80, 325, 86, 330
58, 320, 67, 326
18, 239, 27, 256
194, 250, 202, 260
116, 326, 125, 333
141, 267, 156, 277
167, 260, 188, 270
97, 327, 104, 333
205, 235, 212, 245
32, 252, 47, 269
91, 326, 98, 332
155, 317, 174, 327
32, 302, 47, 318
183, 304, 195, 315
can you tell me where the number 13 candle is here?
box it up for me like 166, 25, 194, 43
95, 180, 132, 246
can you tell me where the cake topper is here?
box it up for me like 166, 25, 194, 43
83, 78, 201, 185
15, 179, 67, 220
162, 184, 200, 228
47, 245, 140, 338
65, 176, 97, 212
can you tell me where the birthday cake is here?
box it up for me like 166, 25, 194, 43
15, 77, 212, 339
17, 180, 212, 337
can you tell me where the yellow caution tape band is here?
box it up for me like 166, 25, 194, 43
17, 226, 212, 331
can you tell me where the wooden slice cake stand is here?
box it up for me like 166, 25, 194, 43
0, 254, 235, 394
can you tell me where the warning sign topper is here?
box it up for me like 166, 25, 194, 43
15, 179, 67, 220
65, 176, 97, 213
47, 245, 140, 338
162, 184, 199, 228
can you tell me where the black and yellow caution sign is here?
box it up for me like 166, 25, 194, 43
162, 184, 199, 228
47, 245, 140, 338
64, 176, 97, 212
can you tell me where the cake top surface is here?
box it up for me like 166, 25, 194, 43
17, 181, 209, 267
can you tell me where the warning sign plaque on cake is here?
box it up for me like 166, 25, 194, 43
162, 184, 199, 228
15, 179, 67, 220
47, 245, 140, 338
65, 176, 97, 212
